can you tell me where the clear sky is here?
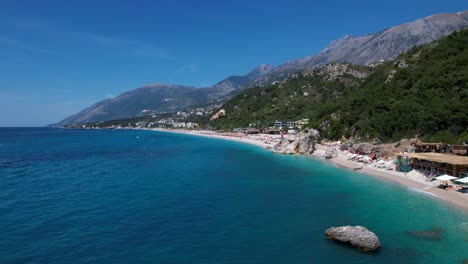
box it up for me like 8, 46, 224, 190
1, 0, 467, 126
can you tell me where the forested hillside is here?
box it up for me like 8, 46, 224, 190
211, 29, 468, 143
209, 64, 371, 129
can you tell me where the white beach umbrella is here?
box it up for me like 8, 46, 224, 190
454, 177, 468, 184
435, 175, 458, 181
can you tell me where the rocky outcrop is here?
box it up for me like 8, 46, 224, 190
340, 142, 375, 154
325, 225, 381, 252
210, 109, 226, 121
271, 139, 298, 154
323, 148, 338, 159
272, 129, 319, 155
301, 63, 371, 81
339, 142, 387, 157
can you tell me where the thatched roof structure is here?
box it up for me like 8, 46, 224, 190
403, 152, 468, 166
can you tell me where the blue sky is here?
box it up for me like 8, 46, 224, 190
1, 0, 467, 126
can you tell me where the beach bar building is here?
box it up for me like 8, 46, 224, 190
403, 152, 468, 178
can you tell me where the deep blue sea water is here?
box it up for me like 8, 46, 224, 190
0, 127, 467, 264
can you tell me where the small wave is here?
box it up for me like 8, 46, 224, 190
408, 187, 439, 198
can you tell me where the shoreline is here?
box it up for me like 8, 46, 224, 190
149, 128, 272, 149
321, 151, 468, 212
147, 128, 468, 213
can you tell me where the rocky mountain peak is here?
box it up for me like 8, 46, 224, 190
323, 34, 357, 51
246, 64, 274, 79
275, 10, 468, 71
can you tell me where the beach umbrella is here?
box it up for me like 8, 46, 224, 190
435, 174, 458, 186
454, 177, 468, 184
435, 175, 458, 181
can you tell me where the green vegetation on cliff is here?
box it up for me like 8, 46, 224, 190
210, 64, 371, 129
211, 29, 468, 143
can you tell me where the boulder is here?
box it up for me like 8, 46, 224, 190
341, 142, 386, 158
323, 148, 338, 159
325, 225, 381, 252
282, 140, 299, 154
296, 129, 319, 154
271, 139, 297, 154
339, 141, 353, 151
272, 129, 319, 155
351, 143, 376, 155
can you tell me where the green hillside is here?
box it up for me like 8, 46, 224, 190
210, 29, 468, 143
210, 63, 372, 129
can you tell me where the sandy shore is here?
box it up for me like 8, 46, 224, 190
148, 128, 468, 212
150, 128, 292, 149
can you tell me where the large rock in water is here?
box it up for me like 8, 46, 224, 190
325, 226, 381, 252
272, 129, 319, 154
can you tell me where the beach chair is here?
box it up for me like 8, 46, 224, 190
425, 174, 436, 182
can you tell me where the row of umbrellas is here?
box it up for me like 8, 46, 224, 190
435, 174, 468, 184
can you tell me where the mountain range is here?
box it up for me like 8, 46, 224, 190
54, 64, 273, 126
53, 11, 468, 126
211, 28, 468, 143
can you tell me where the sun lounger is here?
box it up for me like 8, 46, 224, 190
425, 174, 436, 182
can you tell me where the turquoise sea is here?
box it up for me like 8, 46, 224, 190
0, 127, 467, 263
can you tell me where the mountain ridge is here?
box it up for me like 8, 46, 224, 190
248, 10, 468, 87
53, 10, 468, 126
281, 10, 468, 69
52, 65, 272, 126
211, 28, 468, 143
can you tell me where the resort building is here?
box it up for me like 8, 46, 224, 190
402, 152, 468, 178
274, 120, 296, 130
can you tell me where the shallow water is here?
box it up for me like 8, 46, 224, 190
0, 128, 466, 263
